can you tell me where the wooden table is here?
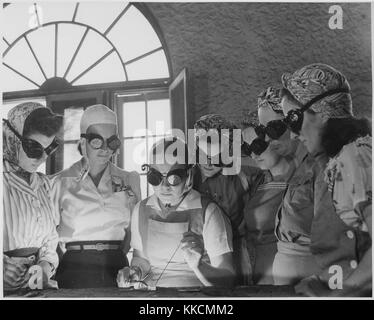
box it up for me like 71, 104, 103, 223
6, 285, 296, 298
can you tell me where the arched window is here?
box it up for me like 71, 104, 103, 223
2, 2, 170, 91
2, 2, 179, 198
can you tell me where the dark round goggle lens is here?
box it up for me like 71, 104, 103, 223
22, 138, 59, 159
250, 138, 269, 156
147, 169, 187, 186
254, 125, 266, 140
89, 137, 104, 149
266, 120, 288, 140
107, 136, 121, 151
85, 134, 121, 151
285, 109, 303, 134
22, 140, 44, 158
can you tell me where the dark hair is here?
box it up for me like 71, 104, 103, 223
77, 143, 83, 155
321, 117, 371, 158
23, 108, 63, 137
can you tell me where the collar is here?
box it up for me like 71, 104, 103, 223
145, 189, 202, 212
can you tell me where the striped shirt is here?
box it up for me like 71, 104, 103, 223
3, 160, 59, 269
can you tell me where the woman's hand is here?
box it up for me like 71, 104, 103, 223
181, 232, 204, 269
117, 266, 142, 288
3, 255, 29, 291
295, 275, 332, 297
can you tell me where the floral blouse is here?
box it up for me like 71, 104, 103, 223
324, 135, 372, 232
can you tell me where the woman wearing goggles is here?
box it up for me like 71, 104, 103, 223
3, 103, 63, 292
3, 119, 59, 159
53, 105, 141, 289
143, 164, 190, 187
117, 137, 235, 289
241, 113, 294, 285
281, 63, 371, 297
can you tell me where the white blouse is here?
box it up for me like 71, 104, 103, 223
53, 158, 141, 246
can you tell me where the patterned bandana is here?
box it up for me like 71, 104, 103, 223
257, 86, 284, 115
281, 63, 353, 118
194, 114, 238, 155
3, 102, 46, 176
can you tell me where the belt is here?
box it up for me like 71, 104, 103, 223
66, 242, 121, 252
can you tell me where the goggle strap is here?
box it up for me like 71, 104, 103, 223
301, 88, 350, 113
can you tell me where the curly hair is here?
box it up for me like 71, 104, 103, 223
321, 117, 371, 158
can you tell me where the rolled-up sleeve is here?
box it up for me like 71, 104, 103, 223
203, 202, 233, 258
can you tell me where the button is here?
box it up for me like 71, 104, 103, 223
350, 260, 358, 269
346, 230, 354, 239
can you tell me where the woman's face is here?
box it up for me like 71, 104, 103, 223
151, 163, 188, 205
255, 106, 288, 170
18, 132, 55, 173
84, 123, 116, 166
281, 95, 324, 154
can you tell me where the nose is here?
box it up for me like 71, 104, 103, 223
160, 177, 171, 188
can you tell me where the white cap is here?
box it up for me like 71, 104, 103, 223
80, 104, 118, 133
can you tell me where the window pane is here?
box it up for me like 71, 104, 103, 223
122, 101, 146, 137
123, 138, 147, 172
57, 23, 87, 78
147, 99, 171, 135
74, 51, 125, 85
107, 5, 161, 62
63, 142, 81, 169
65, 29, 112, 83
126, 50, 169, 81
37, 2, 76, 24
1, 64, 39, 92
63, 107, 84, 141
75, 2, 129, 34
27, 24, 55, 79
3, 37, 45, 87
2, 38, 8, 56
3, 3, 32, 44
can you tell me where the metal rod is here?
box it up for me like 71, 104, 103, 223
124, 47, 162, 66
24, 35, 47, 80
72, 3, 79, 22
63, 27, 89, 79
70, 49, 115, 84
104, 3, 131, 36
3, 63, 40, 88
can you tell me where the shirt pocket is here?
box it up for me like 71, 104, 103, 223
287, 172, 314, 209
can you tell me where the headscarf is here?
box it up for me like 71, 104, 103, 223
257, 86, 284, 115
194, 114, 238, 155
3, 102, 45, 174
281, 63, 353, 118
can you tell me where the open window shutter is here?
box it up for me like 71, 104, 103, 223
169, 68, 190, 139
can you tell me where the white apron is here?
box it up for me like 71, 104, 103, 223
139, 201, 207, 287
